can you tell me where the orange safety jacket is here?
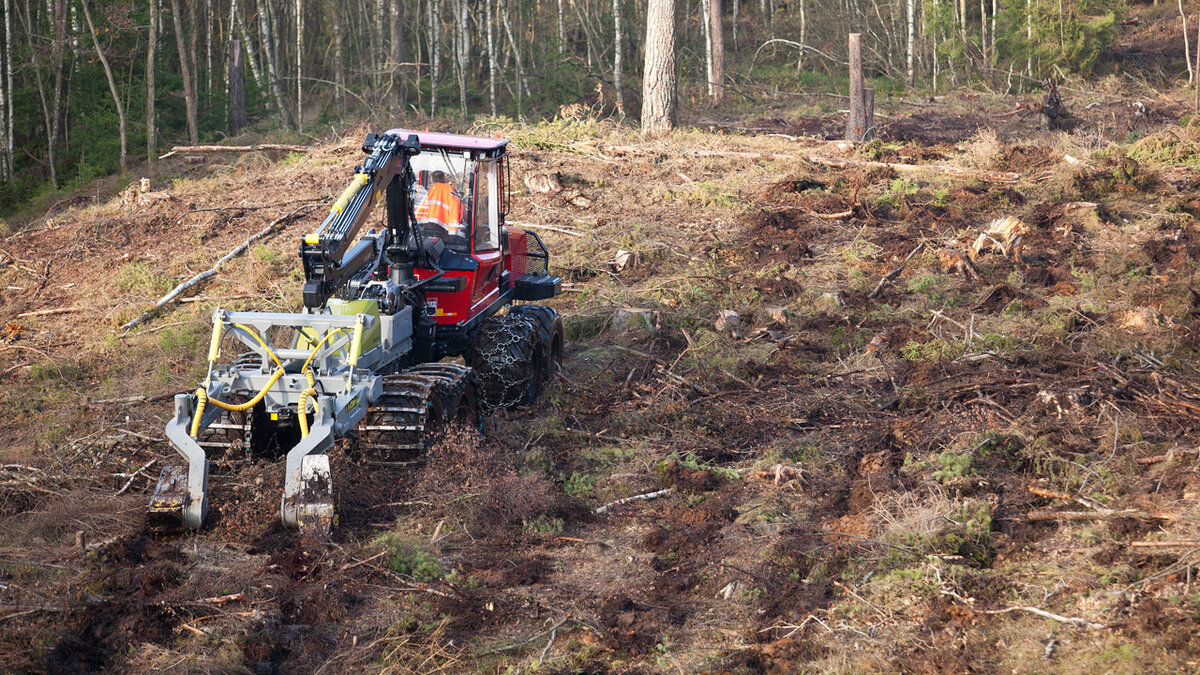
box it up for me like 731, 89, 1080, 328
415, 183, 464, 235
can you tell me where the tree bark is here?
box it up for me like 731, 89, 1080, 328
557, 0, 564, 55
170, 0, 200, 143
257, 0, 294, 127
845, 33, 864, 141
641, 0, 677, 134
228, 39, 246, 132
296, 0, 303, 127
486, 0, 497, 115
1184, 0, 1195, 84
906, 0, 915, 85
455, 0, 467, 118
613, 0, 624, 114
430, 0, 440, 115
81, 0, 128, 172
333, 0, 345, 115
707, 0, 724, 104
3, 0, 11, 180
147, 0, 158, 163
391, 0, 405, 109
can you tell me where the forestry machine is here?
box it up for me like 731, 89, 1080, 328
148, 130, 563, 536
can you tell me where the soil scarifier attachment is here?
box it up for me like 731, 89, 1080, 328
149, 129, 561, 536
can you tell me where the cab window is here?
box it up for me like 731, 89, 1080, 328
473, 161, 500, 252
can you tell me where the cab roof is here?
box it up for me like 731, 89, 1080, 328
386, 128, 509, 153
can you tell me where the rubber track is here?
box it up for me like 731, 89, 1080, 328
360, 362, 480, 456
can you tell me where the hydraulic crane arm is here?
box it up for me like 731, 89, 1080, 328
300, 133, 423, 308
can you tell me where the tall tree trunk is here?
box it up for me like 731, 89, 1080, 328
170, 0, 199, 143
49, 0, 66, 186
204, 0, 213, 96
81, 0, 127, 172
707, 0, 724, 104
430, 0, 440, 114
20, 0, 55, 185
486, 0, 497, 115
147, 0, 157, 162
391, 0, 404, 110
455, 0, 467, 118
613, 0, 623, 115
256, 0, 294, 126
906, 0, 915, 85
232, 0, 264, 92
500, 0, 523, 114
229, 38, 247, 131
296, 0, 303, 127
557, 0, 563, 55
796, 0, 805, 72
1182, 0, 1194, 84
3, 0, 11, 180
333, 0, 345, 116
641, 0, 676, 134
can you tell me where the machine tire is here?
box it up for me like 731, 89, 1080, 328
469, 313, 542, 409
506, 304, 564, 382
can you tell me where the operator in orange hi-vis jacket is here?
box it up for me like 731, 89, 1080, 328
415, 170, 465, 241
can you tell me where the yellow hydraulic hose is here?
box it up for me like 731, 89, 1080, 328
295, 329, 344, 439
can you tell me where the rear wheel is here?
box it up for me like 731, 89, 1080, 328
469, 313, 542, 409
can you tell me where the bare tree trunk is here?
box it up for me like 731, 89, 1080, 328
1183, 0, 1194, 84
557, 0, 564, 54
613, 0, 624, 115
430, 0, 440, 114
232, 0, 263, 91
296, 0, 303, 127
499, 0, 523, 114
906, 0, 915, 85
796, 0, 805, 71
641, 0, 676, 134
1195, 15, 1199, 111
1026, 0, 1032, 77
333, 0, 345, 115
959, 0, 966, 46
81, 0, 127, 172
49, 0, 66, 186
455, 0, 467, 118
204, 0, 213, 95
229, 38, 247, 131
170, 0, 200, 143
20, 0, 55, 185
147, 0, 158, 162
256, 0, 294, 127
708, 0, 724, 104
486, 0, 497, 115
3, 0, 11, 180
391, 0, 405, 110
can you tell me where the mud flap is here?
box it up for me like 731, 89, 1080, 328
296, 454, 335, 537
147, 465, 189, 534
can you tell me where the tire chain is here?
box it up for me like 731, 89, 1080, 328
471, 313, 540, 411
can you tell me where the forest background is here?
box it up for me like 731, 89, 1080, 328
0, 0, 1175, 219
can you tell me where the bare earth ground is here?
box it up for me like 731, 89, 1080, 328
5, 84, 1200, 673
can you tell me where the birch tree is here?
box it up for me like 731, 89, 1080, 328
170, 0, 199, 143
147, 0, 157, 162
80, 0, 127, 171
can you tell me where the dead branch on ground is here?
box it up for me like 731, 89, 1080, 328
119, 205, 320, 332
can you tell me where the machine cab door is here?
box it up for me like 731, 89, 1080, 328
469, 159, 502, 317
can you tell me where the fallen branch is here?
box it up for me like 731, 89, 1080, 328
1136, 448, 1200, 465
120, 205, 319, 331
805, 155, 1021, 182
1130, 540, 1200, 548
867, 268, 902, 299
85, 391, 184, 407
506, 220, 586, 237
115, 459, 157, 496
809, 209, 854, 220
195, 592, 245, 605
15, 306, 84, 319
977, 604, 1107, 630
594, 488, 674, 514
165, 143, 310, 156
1010, 509, 1179, 523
